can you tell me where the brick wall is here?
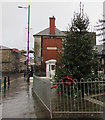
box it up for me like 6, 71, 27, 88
42, 37, 62, 68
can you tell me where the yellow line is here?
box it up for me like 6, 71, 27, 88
1, 77, 20, 87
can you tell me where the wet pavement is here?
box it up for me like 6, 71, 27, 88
0, 103, 1, 119
1, 72, 23, 85
1, 74, 104, 119
1, 74, 50, 118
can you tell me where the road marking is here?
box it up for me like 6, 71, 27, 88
1, 77, 22, 87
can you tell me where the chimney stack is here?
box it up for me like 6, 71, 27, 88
49, 16, 55, 35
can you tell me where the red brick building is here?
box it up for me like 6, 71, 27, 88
33, 16, 66, 69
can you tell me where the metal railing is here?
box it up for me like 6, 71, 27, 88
51, 78, 105, 113
33, 76, 105, 118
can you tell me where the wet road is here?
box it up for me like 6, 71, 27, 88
1, 75, 50, 118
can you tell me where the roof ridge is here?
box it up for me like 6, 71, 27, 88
33, 27, 66, 37
0, 45, 10, 50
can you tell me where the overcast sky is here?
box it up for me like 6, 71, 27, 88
0, 0, 104, 50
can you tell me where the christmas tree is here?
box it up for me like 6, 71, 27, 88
55, 4, 99, 81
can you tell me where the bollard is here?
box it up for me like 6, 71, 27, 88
27, 76, 29, 83
4, 77, 6, 89
0, 79, 1, 92
24, 71, 26, 81
27, 74, 30, 83
31, 65, 33, 77
27, 73, 30, 83
8, 76, 10, 86
24, 72, 25, 77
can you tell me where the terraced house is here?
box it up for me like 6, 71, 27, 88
33, 16, 66, 70
0, 45, 26, 73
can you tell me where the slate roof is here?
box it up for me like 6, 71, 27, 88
0, 45, 20, 53
0, 45, 11, 50
33, 27, 66, 37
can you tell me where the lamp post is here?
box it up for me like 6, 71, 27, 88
18, 5, 30, 82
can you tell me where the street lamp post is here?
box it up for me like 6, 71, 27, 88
18, 5, 30, 82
